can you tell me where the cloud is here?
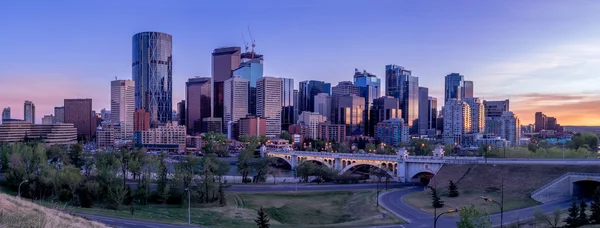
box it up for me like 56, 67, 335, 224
507, 93, 600, 126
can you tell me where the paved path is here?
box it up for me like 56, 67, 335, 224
379, 187, 574, 228
75, 212, 203, 228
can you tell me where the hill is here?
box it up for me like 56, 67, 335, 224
0, 193, 108, 228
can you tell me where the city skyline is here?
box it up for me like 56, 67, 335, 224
2, 1, 600, 125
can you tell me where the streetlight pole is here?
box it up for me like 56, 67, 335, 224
481, 177, 504, 228
434, 208, 461, 228
18, 180, 28, 199
185, 188, 191, 225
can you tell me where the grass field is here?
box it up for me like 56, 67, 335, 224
31, 190, 404, 228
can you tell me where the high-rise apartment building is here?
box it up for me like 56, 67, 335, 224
177, 100, 185, 126
42, 115, 54, 124
464, 98, 485, 133
444, 73, 465, 103
418, 87, 429, 135
233, 52, 263, 116
211, 47, 241, 122
375, 118, 409, 147
332, 81, 360, 123
428, 97, 438, 134
281, 78, 295, 131
53, 106, 64, 124
134, 109, 150, 132
318, 123, 346, 143
293, 89, 299, 126
186, 77, 211, 133
354, 69, 381, 135
442, 99, 471, 145
224, 77, 249, 133
24, 100, 35, 124
500, 111, 520, 146
64, 99, 94, 141
463, 81, 474, 99
111, 79, 135, 139
239, 116, 266, 138
369, 96, 401, 136
484, 100, 510, 118
299, 80, 331, 114
257, 77, 282, 137
298, 111, 327, 140
337, 95, 365, 135
313, 93, 331, 120
534, 112, 561, 132
385, 65, 419, 134
132, 32, 173, 127
2, 107, 10, 120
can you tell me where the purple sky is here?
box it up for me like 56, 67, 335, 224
1, 0, 600, 125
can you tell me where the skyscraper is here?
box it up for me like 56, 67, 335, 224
385, 65, 419, 134
442, 99, 471, 145
2, 107, 10, 120
370, 96, 401, 136
224, 77, 249, 133
500, 111, 520, 146
463, 81, 474, 99
42, 115, 54, 124
464, 97, 485, 133
54, 106, 64, 124
64, 99, 94, 141
313, 93, 331, 120
298, 111, 327, 140
484, 100, 510, 135
428, 97, 438, 133
24, 100, 35, 124
331, 81, 360, 123
132, 32, 173, 127
111, 79, 135, 139
211, 47, 241, 121
299, 80, 331, 114
337, 95, 365, 135
186, 77, 211, 133
281, 78, 295, 131
353, 69, 381, 136
257, 77, 282, 137
177, 100, 185, 126
233, 52, 263, 115
418, 87, 429, 135
444, 73, 465, 103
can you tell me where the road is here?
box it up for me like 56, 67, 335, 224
379, 187, 574, 228
74, 212, 203, 228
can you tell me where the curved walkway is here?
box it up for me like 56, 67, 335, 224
379, 187, 574, 228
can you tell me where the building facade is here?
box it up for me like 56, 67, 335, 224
332, 81, 360, 123
375, 118, 409, 147
134, 109, 150, 132
442, 99, 471, 145
418, 87, 429, 135
2, 107, 10, 120
317, 123, 346, 143
233, 53, 263, 116
444, 73, 464, 103
186, 77, 211, 133
484, 100, 510, 118
428, 97, 438, 134
137, 122, 186, 152
385, 65, 419, 134
42, 115, 54, 124
111, 79, 135, 139
370, 96, 401, 136
239, 116, 266, 138
212, 47, 241, 123
463, 81, 474, 99
54, 106, 64, 123
224, 76, 249, 133
96, 124, 116, 149
500, 111, 521, 146
281, 78, 295, 131
24, 100, 35, 124
177, 100, 185, 126
313, 93, 331, 120
464, 97, 485, 133
132, 32, 173, 127
297, 111, 327, 140
337, 95, 365, 135
257, 77, 282, 137
354, 69, 381, 135
0, 120, 77, 145
299, 80, 331, 114
64, 99, 94, 141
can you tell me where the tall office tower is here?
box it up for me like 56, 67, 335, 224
211, 47, 241, 120
463, 81, 474, 99
464, 98, 485, 133
224, 77, 249, 134
133, 109, 151, 132
500, 111, 520, 146
297, 111, 327, 140
442, 99, 471, 145
547, 117, 558, 131
370, 96, 401, 136
385, 65, 419, 134
337, 95, 365, 135
353, 69, 381, 135
177, 100, 186, 126
233, 51, 264, 116
331, 81, 360, 123
483, 99, 509, 135
24, 100, 35, 124
444, 73, 465, 103
42, 115, 54, 124
428, 97, 438, 132
54, 106, 64, 123
64, 99, 94, 141
2, 107, 10, 120
293, 89, 299, 126
313, 93, 331, 120
534, 112, 546, 133
100, 109, 111, 122
281, 78, 295, 131
111, 79, 135, 139
257, 77, 282, 137
185, 77, 211, 133
299, 80, 331, 113
132, 32, 173, 127
417, 87, 429, 135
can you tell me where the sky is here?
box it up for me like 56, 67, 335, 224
1, 0, 600, 125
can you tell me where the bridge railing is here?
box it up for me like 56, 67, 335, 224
531, 172, 600, 197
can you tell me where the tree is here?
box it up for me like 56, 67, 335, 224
337, 142, 351, 153
296, 162, 315, 183
107, 185, 128, 210
564, 200, 579, 227
410, 139, 433, 156
527, 142, 539, 153
202, 132, 229, 157
252, 157, 271, 183
534, 207, 561, 228
456, 204, 492, 228
365, 143, 377, 153
237, 138, 258, 184
218, 182, 226, 206
427, 186, 444, 208
255, 206, 271, 228
279, 131, 292, 144
590, 187, 600, 224
578, 199, 589, 226
57, 165, 83, 203
156, 152, 170, 204
448, 180, 459, 197
68, 143, 84, 168
444, 144, 456, 155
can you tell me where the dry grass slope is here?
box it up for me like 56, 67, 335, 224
0, 193, 108, 228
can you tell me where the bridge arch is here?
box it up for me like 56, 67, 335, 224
573, 179, 600, 198
269, 155, 293, 169
297, 158, 333, 169
340, 162, 396, 179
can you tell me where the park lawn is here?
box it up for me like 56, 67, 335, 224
403, 190, 540, 218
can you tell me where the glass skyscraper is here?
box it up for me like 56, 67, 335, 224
281, 78, 295, 131
385, 65, 419, 134
233, 53, 263, 116
132, 32, 173, 127
353, 69, 381, 136
299, 80, 331, 113
444, 73, 464, 104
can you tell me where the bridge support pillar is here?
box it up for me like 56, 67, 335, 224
397, 161, 407, 183
291, 155, 298, 169
334, 157, 342, 170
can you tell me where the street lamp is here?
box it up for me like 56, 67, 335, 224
434, 208, 462, 228
481, 175, 504, 227
18, 180, 28, 199
185, 188, 191, 225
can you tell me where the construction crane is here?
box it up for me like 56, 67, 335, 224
247, 25, 256, 59
241, 33, 249, 53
